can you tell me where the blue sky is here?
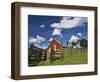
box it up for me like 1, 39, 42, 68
28, 15, 88, 49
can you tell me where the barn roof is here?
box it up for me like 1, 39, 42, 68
47, 39, 62, 49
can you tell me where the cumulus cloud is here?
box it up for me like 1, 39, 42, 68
29, 35, 45, 44
69, 35, 80, 43
39, 24, 45, 28
34, 43, 48, 49
34, 43, 41, 48
50, 17, 87, 29
49, 38, 53, 41
51, 17, 86, 37
29, 37, 37, 43
77, 32, 82, 37
52, 29, 62, 36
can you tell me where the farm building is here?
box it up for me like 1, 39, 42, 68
48, 39, 63, 50
47, 39, 63, 62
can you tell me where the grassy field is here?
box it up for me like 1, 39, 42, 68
37, 49, 88, 66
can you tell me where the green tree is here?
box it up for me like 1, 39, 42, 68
80, 39, 88, 48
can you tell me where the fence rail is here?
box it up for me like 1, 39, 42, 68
28, 47, 83, 66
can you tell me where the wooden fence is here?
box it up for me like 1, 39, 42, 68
48, 47, 82, 63
28, 48, 46, 66
28, 47, 83, 65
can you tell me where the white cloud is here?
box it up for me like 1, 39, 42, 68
77, 32, 82, 37
69, 35, 80, 43
39, 24, 45, 28
29, 37, 37, 43
50, 17, 87, 29
34, 43, 41, 48
36, 35, 45, 43
49, 38, 53, 41
34, 43, 48, 49
52, 29, 62, 36
29, 35, 45, 44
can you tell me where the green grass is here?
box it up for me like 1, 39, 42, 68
36, 49, 88, 66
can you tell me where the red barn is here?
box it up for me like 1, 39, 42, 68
48, 39, 62, 49
47, 39, 63, 61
